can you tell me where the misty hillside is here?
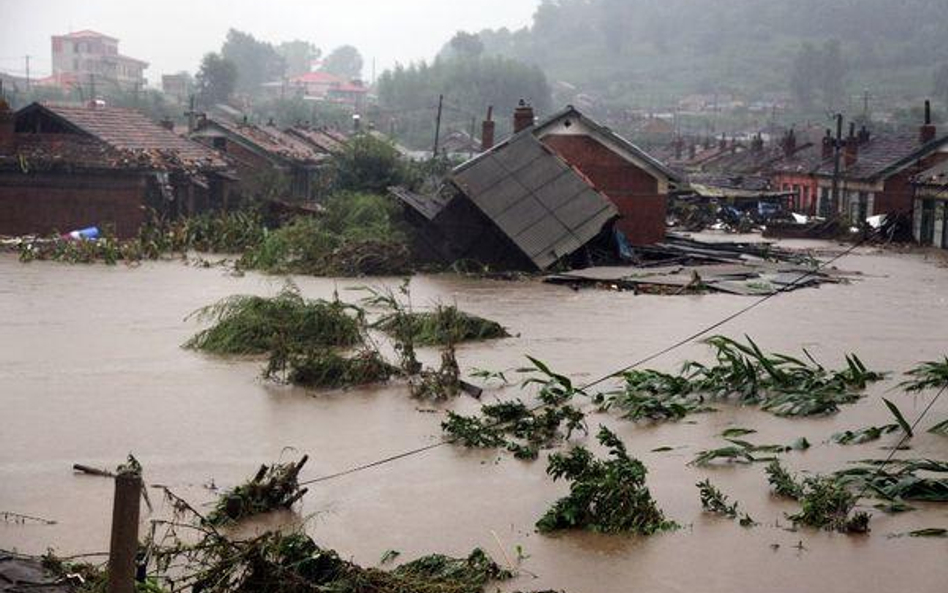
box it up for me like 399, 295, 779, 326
467, 0, 948, 110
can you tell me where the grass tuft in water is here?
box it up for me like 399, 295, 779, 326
184, 286, 364, 355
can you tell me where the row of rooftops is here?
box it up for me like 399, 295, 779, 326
657, 103, 948, 188
0, 99, 350, 179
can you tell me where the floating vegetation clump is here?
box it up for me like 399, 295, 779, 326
832, 424, 900, 445
268, 348, 397, 389
240, 193, 412, 277
691, 437, 805, 467
900, 357, 948, 393
900, 358, 948, 435
17, 209, 268, 265
442, 358, 587, 460
697, 479, 756, 527
185, 287, 365, 355
536, 426, 676, 535
206, 457, 309, 525
834, 459, 948, 502
375, 305, 509, 346
150, 529, 512, 593
788, 476, 871, 534
603, 369, 715, 422
766, 460, 804, 499
599, 336, 884, 421
765, 461, 870, 533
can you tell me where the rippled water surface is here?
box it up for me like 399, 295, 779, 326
1, 241, 947, 593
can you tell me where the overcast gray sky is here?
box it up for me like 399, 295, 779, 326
0, 0, 540, 84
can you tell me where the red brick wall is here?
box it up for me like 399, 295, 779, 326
541, 134, 666, 244
0, 171, 148, 237
877, 152, 948, 215
774, 172, 820, 215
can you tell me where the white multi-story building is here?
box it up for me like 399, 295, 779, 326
50, 30, 148, 92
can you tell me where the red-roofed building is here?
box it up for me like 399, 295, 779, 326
267, 71, 369, 111
51, 30, 148, 92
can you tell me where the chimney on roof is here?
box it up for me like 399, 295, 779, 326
481, 105, 495, 152
689, 142, 696, 159
822, 128, 834, 160
513, 99, 535, 133
0, 98, 15, 155
857, 125, 871, 144
920, 100, 937, 144
159, 118, 174, 131
719, 134, 727, 151
751, 133, 764, 153
844, 122, 858, 167
674, 136, 684, 159
783, 129, 797, 157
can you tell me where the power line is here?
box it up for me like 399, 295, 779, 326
300, 225, 897, 487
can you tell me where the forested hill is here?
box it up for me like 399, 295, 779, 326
466, 0, 948, 111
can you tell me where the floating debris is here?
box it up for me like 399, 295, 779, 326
831, 424, 900, 445
206, 457, 309, 525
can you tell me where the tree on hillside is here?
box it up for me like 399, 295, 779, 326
377, 54, 552, 150
935, 64, 948, 109
321, 45, 364, 80
195, 53, 237, 106
279, 40, 321, 78
817, 39, 847, 110
790, 43, 820, 110
448, 32, 484, 58
221, 29, 286, 93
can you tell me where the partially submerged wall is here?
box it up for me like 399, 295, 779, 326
0, 171, 148, 237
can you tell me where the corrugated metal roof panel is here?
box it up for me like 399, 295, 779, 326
498, 135, 547, 173
474, 176, 530, 217
535, 170, 589, 211
495, 195, 548, 236
454, 154, 507, 196
553, 188, 612, 229
448, 134, 618, 270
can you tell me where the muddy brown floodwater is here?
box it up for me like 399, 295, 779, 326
1, 240, 947, 593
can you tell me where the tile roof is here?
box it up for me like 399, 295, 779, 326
202, 118, 328, 164
1, 134, 204, 173
771, 143, 828, 175
56, 30, 117, 41
814, 132, 948, 180
451, 133, 618, 270
290, 71, 345, 84
30, 103, 226, 168
286, 126, 345, 154
534, 105, 681, 182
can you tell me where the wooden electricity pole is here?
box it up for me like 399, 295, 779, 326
107, 468, 142, 593
432, 94, 443, 159
829, 113, 843, 218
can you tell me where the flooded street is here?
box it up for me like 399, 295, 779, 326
1, 242, 947, 593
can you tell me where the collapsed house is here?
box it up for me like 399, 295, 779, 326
189, 116, 332, 202
0, 100, 233, 237
393, 104, 680, 271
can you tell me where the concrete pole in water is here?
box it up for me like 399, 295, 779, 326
108, 469, 142, 593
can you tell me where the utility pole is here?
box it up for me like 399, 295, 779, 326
469, 116, 476, 159
90, 73, 96, 102
432, 94, 443, 159
829, 113, 843, 218
24, 55, 30, 92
